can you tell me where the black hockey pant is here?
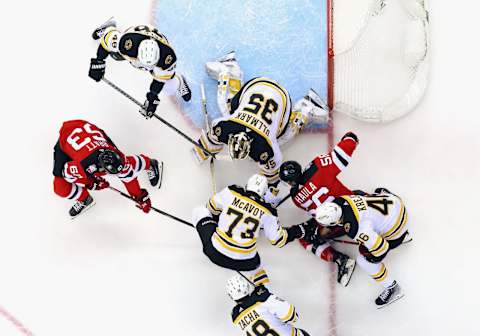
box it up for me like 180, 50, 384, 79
196, 217, 261, 272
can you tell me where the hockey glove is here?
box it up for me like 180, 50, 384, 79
341, 131, 359, 143
359, 244, 388, 264
134, 188, 152, 213
86, 177, 110, 190
89, 58, 106, 82
301, 218, 320, 242
141, 91, 160, 118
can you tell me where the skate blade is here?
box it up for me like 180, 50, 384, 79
340, 260, 356, 287
70, 201, 96, 220
157, 161, 164, 189
376, 293, 405, 309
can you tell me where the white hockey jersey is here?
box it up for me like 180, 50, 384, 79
230, 77, 292, 146
232, 287, 305, 336
100, 25, 177, 82
207, 185, 288, 260
339, 194, 409, 259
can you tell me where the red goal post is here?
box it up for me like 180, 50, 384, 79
328, 0, 430, 122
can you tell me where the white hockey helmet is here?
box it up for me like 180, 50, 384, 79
226, 274, 255, 301
315, 202, 343, 226
246, 174, 268, 198
228, 132, 252, 160
138, 39, 160, 68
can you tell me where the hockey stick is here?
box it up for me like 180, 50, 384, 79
101, 77, 216, 158
201, 83, 217, 194
107, 186, 193, 228
109, 186, 257, 284
275, 194, 290, 208
332, 239, 359, 245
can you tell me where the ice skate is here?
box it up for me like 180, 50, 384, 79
69, 195, 95, 219
374, 187, 392, 195
402, 231, 413, 245
205, 51, 242, 81
91, 17, 117, 40
335, 253, 356, 287
177, 75, 192, 102
293, 89, 329, 126
147, 159, 163, 189
375, 281, 404, 308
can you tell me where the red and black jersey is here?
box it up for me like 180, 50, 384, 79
54, 120, 150, 198
290, 134, 358, 216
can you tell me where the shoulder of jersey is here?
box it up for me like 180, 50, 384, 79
335, 196, 359, 238
227, 185, 278, 216
231, 286, 272, 322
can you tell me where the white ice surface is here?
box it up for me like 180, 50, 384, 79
0, 1, 479, 335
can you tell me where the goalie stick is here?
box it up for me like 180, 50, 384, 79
101, 77, 216, 158
201, 83, 217, 194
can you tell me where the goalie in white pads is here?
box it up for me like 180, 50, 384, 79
88, 19, 191, 118
192, 174, 316, 287
227, 274, 311, 336
192, 51, 329, 186
314, 189, 412, 308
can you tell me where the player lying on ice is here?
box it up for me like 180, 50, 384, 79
278, 132, 361, 287
226, 274, 311, 336
314, 190, 412, 308
52, 119, 162, 218
192, 51, 329, 188
191, 174, 317, 287
88, 18, 192, 118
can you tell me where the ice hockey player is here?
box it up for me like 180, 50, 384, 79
88, 19, 192, 118
192, 51, 329, 187
226, 274, 311, 336
191, 174, 316, 287
315, 190, 411, 307
278, 132, 361, 287
52, 119, 163, 218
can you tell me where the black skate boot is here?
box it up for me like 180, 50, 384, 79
374, 187, 392, 195
91, 17, 117, 40
178, 75, 192, 102
147, 159, 163, 189
375, 281, 404, 308
333, 252, 356, 287
69, 195, 95, 219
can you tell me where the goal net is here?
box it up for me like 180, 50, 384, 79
329, 0, 430, 122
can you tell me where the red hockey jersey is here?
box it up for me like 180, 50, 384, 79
58, 120, 148, 197
291, 134, 358, 216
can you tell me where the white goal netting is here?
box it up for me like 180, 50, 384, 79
330, 0, 430, 122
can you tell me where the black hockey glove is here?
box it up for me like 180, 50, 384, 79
300, 218, 320, 242
89, 58, 106, 82
141, 91, 160, 118
285, 219, 318, 244
341, 131, 359, 143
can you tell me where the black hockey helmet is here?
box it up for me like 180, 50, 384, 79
279, 160, 302, 184
98, 149, 124, 174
